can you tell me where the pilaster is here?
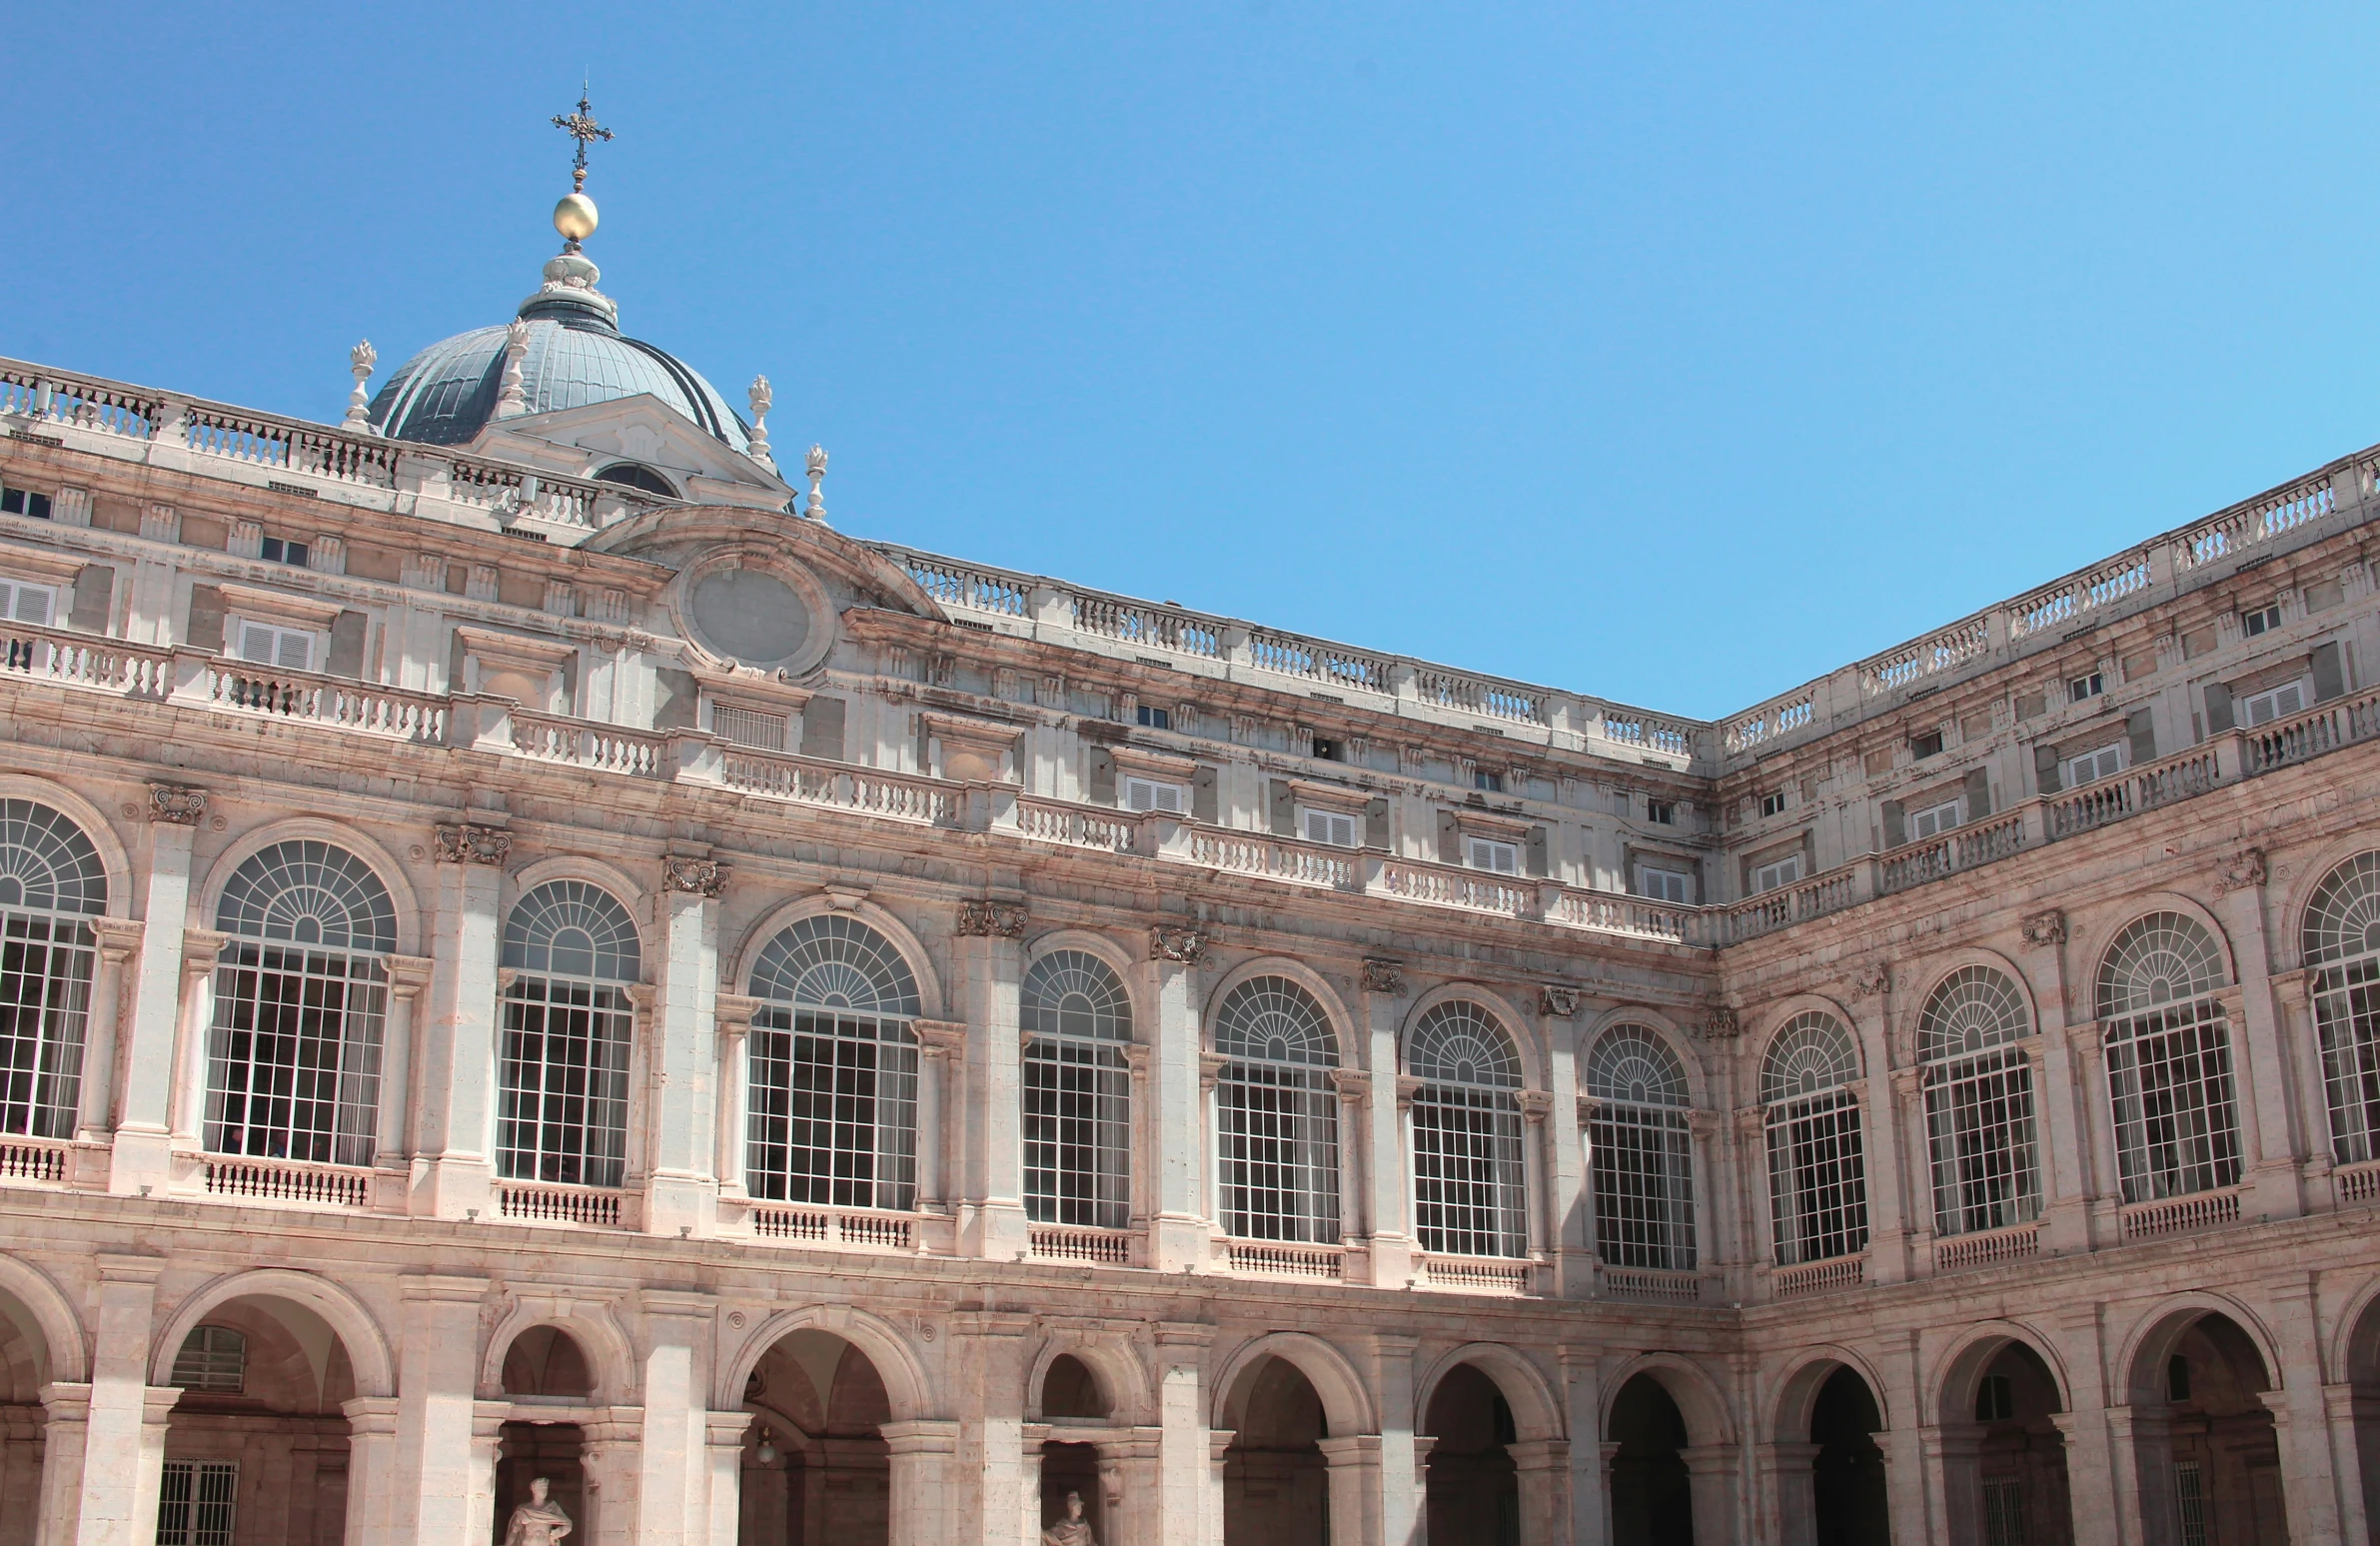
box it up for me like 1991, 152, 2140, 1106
110, 786, 202, 1193
415, 824, 508, 1218
957, 900, 1028, 1260
1360, 960, 1414, 1287
389, 1273, 494, 1546
647, 856, 723, 1236
635, 1290, 718, 1546
75, 1254, 172, 1546
1142, 929, 1209, 1270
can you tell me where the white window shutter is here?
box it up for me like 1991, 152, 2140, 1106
278, 629, 312, 671
12, 585, 49, 626
239, 623, 276, 663
1155, 783, 1183, 813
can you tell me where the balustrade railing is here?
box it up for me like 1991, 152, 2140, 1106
1931, 1221, 2039, 1274
1600, 1266, 1704, 1303
2338, 1162, 2380, 1205
1016, 797, 1138, 852
1028, 1225, 1137, 1265
495, 1181, 629, 1228
0, 1136, 71, 1183
0, 624, 173, 701
1724, 694, 1814, 754
2048, 746, 2220, 839
1225, 1239, 1346, 1280
1420, 1254, 1534, 1294
512, 711, 668, 778
720, 750, 958, 826
1773, 1253, 1865, 1299
1192, 831, 1357, 888
900, 556, 1032, 618
2242, 689, 2380, 774
199, 660, 450, 744
1380, 857, 1531, 916
2120, 1188, 2240, 1240
750, 1206, 919, 1251
1879, 810, 2027, 894
203, 1157, 373, 1209
1553, 889, 1699, 944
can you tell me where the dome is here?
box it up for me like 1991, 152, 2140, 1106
368, 254, 751, 455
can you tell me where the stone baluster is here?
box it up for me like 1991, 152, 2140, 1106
647, 854, 724, 1236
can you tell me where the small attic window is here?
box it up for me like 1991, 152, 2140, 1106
594, 462, 677, 499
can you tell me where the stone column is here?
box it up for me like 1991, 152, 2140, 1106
1331, 1069, 1371, 1266
75, 917, 142, 1142
913, 1020, 966, 1225
1889, 1066, 1932, 1271
416, 823, 509, 1219
2210, 855, 2303, 1217
1518, 1089, 1554, 1266
1316, 1434, 1384, 1546
2071, 1031, 2125, 1247
341, 1396, 401, 1546
711, 994, 759, 1201
951, 1310, 1033, 1546
880, 1418, 960, 1546
2017, 909, 2091, 1252
957, 900, 1029, 1260
68, 1255, 175, 1546
1205, 1431, 1235, 1546
1372, 1334, 1423, 1546
703, 1411, 752, 1546
1411, 1435, 1439, 1545
111, 784, 203, 1193
636, 1291, 718, 1546
163, 928, 227, 1150
375, 955, 434, 1175
388, 1273, 494, 1546
2046, 1412, 2115, 1546
36, 1382, 91, 1546
1154, 1324, 1213, 1546
1144, 927, 1210, 1271
2260, 1385, 2342, 1546
1539, 986, 1591, 1297
647, 855, 724, 1236
1105, 1428, 1160, 1546
1558, 1352, 1605, 1546
2102, 1404, 2164, 1546
1359, 959, 1414, 1286
1507, 1437, 1570, 1546
1877, 1414, 1928, 1546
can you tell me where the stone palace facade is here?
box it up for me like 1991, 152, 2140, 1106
1, 210, 2378, 1546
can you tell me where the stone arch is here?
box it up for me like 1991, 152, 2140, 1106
1752, 994, 1864, 1084
1600, 1352, 1736, 1447
1210, 1331, 1374, 1438
1026, 1336, 1150, 1426
1201, 956, 1357, 1059
2278, 836, 2380, 973
1907, 948, 2039, 1037
506, 854, 651, 955
716, 1304, 933, 1422
729, 895, 946, 1020
1402, 982, 1545, 1092
1930, 1321, 2071, 1426
478, 1298, 639, 1403
2330, 1273, 2380, 1385
2113, 1292, 2283, 1403
1025, 927, 1151, 1041
0, 1252, 87, 1386
1769, 1345, 1895, 1441
150, 1268, 395, 1398
1413, 1343, 1564, 1442
2070, 890, 2239, 1004
0, 773, 136, 919
1579, 1007, 1710, 1108
194, 816, 424, 957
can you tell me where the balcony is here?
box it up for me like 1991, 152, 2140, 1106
1932, 1221, 2040, 1274
495, 1180, 635, 1229
2119, 1187, 2241, 1241
202, 1156, 374, 1209
1224, 1239, 1347, 1281
1599, 1265, 1705, 1304
1418, 1254, 1536, 1295
746, 1203, 920, 1252
1028, 1224, 1139, 1266
1773, 1253, 1865, 1300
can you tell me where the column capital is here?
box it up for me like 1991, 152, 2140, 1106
715, 992, 762, 1033
38, 1381, 91, 1420
1200, 1050, 1228, 1091
433, 822, 513, 865
179, 927, 230, 980
638, 1287, 718, 1318
148, 783, 207, 825
1518, 1089, 1554, 1124
1332, 1067, 1373, 1103
956, 899, 1029, 937
913, 1018, 968, 1058
1396, 1074, 1424, 1109
341, 1394, 402, 1434
661, 855, 724, 895
387, 953, 435, 995
704, 1409, 754, 1447
90, 916, 146, 959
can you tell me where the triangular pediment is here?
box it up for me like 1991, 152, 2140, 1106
469, 393, 793, 512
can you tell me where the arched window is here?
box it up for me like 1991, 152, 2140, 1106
0, 800, 106, 1140
1917, 965, 2039, 1236
1213, 975, 1340, 1243
2099, 912, 2239, 1201
170, 1324, 247, 1394
1585, 1024, 1695, 1270
2305, 852, 2380, 1164
745, 914, 921, 1211
1762, 1011, 1867, 1266
1021, 949, 1132, 1230
207, 841, 394, 1167
499, 880, 639, 1188
1407, 998, 1527, 1259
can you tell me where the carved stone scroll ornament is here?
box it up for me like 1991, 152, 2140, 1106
956, 900, 1029, 938
2020, 908, 2067, 946
1361, 957, 1406, 995
662, 856, 724, 896
1539, 984, 1583, 1018
1696, 1006, 1741, 1041
434, 823, 513, 865
1850, 965, 1890, 1000
1149, 925, 1211, 964
148, 784, 207, 825
2214, 847, 2268, 897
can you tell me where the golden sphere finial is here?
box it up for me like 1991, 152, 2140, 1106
554, 192, 598, 243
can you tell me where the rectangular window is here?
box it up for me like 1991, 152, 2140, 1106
1121, 775, 1185, 814
2242, 605, 2282, 638
157, 1461, 238, 1546
744, 1008, 918, 1211
2068, 671, 2104, 704
1311, 737, 1342, 762
1022, 1037, 1131, 1229
0, 577, 58, 627
1302, 809, 1358, 847
1468, 836, 1520, 874
2239, 679, 2307, 728
258, 536, 310, 568
2173, 1461, 2209, 1546
1647, 798, 1677, 824
713, 705, 788, 752
1134, 704, 1171, 731
2064, 743, 2125, 787
232, 619, 315, 672
1637, 863, 1691, 903
1976, 1374, 2014, 1423
170, 1325, 248, 1393
1908, 797, 1963, 840
1909, 731, 1944, 760
1759, 790, 1786, 817
1474, 769, 1504, 792
1752, 853, 1802, 894
0, 487, 53, 521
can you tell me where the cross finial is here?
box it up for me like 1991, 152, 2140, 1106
552, 84, 612, 195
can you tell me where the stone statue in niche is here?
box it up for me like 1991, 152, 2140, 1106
505, 1477, 574, 1546
1042, 1490, 1096, 1546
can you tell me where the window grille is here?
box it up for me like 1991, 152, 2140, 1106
170, 1325, 247, 1393
1585, 1024, 1695, 1270
1917, 966, 2039, 1236
0, 800, 105, 1140
1407, 999, 1526, 1258
2172, 1462, 2209, 1546
1214, 975, 1340, 1243
206, 842, 391, 1167
2065, 744, 2125, 786
2306, 851, 2380, 1162
1762, 1010, 1867, 1266
1980, 1478, 2027, 1546
745, 915, 919, 1211
498, 881, 639, 1187
712, 705, 787, 752
1021, 949, 1132, 1228
2099, 912, 2239, 1201
157, 1461, 238, 1546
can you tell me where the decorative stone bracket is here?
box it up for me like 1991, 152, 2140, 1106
148, 784, 207, 825
662, 856, 724, 896
1361, 958, 1406, 996
434, 823, 513, 865
1150, 925, 1211, 964
1539, 984, 1583, 1018
2020, 908, 2067, 945
956, 900, 1029, 938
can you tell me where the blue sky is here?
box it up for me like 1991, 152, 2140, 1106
6, 4, 2375, 720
